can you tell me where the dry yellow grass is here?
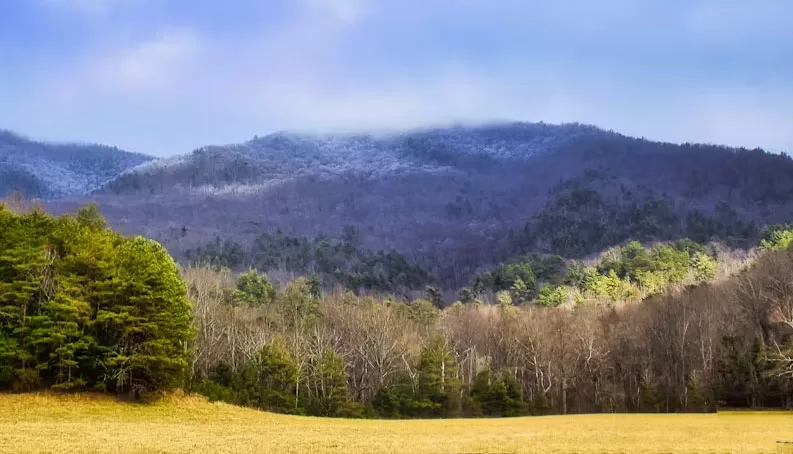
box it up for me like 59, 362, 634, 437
1, 393, 792, 454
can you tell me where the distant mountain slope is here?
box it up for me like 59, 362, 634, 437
44, 122, 789, 290
0, 130, 152, 199
99, 122, 601, 195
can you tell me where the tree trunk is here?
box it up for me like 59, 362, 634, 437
562, 377, 568, 415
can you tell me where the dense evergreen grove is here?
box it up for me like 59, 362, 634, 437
2, 202, 792, 417
511, 175, 760, 259
0, 203, 192, 397
185, 228, 431, 295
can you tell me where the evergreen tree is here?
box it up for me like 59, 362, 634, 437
235, 269, 275, 307
470, 369, 528, 417
96, 236, 194, 397
307, 273, 322, 300
0, 204, 194, 397
305, 350, 362, 417
425, 286, 444, 309
235, 340, 301, 414
414, 337, 461, 417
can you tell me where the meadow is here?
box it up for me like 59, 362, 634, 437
1, 394, 791, 453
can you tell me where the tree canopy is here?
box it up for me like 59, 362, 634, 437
0, 204, 193, 397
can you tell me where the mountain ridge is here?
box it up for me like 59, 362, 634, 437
98, 122, 608, 196
0, 129, 152, 199
4, 121, 793, 290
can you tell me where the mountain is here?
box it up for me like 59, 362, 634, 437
98, 122, 600, 195
30, 121, 793, 290
0, 129, 152, 199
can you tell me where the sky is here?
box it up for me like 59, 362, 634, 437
1, 0, 792, 156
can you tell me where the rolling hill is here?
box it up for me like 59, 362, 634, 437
0, 130, 152, 199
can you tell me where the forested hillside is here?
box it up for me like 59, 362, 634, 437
0, 121, 789, 293
1, 201, 792, 416
53, 123, 792, 292
0, 130, 151, 199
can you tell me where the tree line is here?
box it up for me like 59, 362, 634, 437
1, 202, 791, 417
187, 248, 792, 417
184, 228, 431, 296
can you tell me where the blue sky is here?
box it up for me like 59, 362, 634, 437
1, 0, 792, 156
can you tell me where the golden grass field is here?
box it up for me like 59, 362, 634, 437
1, 393, 792, 454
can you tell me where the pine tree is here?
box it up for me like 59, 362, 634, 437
235, 269, 275, 307
414, 337, 461, 417
306, 350, 362, 417
96, 236, 194, 397
0, 203, 195, 397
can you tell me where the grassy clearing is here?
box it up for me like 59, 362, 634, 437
0, 393, 792, 453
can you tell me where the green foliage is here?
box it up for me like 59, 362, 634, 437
0, 204, 193, 397
194, 343, 365, 417
457, 288, 475, 304
510, 278, 533, 304
691, 252, 717, 283
760, 224, 793, 251
471, 262, 535, 295
415, 337, 462, 417
470, 370, 529, 417
307, 273, 322, 300
588, 239, 715, 299
597, 241, 690, 284
634, 270, 669, 296
195, 340, 301, 414
305, 350, 363, 418
185, 236, 246, 269
96, 236, 194, 396
584, 270, 639, 303
536, 286, 566, 308
235, 269, 275, 307
75, 203, 107, 230
279, 278, 319, 329
650, 244, 690, 283
425, 286, 444, 309
521, 178, 758, 257
372, 337, 461, 418
563, 261, 588, 287
187, 230, 432, 295
406, 299, 440, 326
467, 254, 567, 305
470, 263, 536, 302
496, 291, 513, 309
716, 337, 785, 409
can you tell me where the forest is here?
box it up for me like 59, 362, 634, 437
1, 201, 792, 418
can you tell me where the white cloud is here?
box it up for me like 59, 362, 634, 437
39, 30, 202, 103
91, 30, 201, 94
228, 62, 605, 135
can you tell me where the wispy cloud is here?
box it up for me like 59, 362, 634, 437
91, 30, 200, 94
300, 0, 369, 25
39, 0, 136, 16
